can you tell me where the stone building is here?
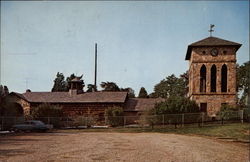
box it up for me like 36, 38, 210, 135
8, 77, 162, 118
185, 36, 241, 115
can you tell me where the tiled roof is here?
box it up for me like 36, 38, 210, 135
124, 98, 165, 112
185, 36, 241, 60
11, 91, 128, 103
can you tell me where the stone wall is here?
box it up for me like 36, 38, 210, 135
30, 102, 124, 117
7, 94, 31, 116
191, 94, 236, 116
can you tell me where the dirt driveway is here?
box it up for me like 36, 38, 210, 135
0, 132, 249, 162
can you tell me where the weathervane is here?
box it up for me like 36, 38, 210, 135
208, 24, 215, 37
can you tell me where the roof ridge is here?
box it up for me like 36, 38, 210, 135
185, 36, 241, 60
189, 36, 241, 46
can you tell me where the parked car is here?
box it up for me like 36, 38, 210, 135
12, 120, 49, 132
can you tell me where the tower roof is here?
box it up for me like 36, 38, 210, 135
185, 36, 242, 60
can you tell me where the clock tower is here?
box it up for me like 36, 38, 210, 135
185, 36, 241, 115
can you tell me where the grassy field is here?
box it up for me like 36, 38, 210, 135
56, 123, 250, 142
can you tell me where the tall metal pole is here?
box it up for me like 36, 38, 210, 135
94, 43, 97, 91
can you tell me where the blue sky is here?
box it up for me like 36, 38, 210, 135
1, 1, 249, 95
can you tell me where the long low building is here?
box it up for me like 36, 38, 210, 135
7, 78, 164, 117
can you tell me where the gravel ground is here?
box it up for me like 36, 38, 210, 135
0, 132, 249, 162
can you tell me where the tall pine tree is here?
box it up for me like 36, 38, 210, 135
51, 72, 67, 92
138, 87, 148, 98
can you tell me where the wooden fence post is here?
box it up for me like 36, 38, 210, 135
162, 115, 165, 128
240, 110, 244, 123
182, 114, 184, 127
201, 112, 204, 127
1, 117, 3, 130
123, 116, 126, 128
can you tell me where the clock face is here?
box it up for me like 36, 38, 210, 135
210, 48, 218, 56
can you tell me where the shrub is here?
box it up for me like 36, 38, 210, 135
138, 110, 159, 129
31, 103, 63, 118
219, 104, 240, 123
105, 106, 124, 127
154, 96, 199, 114
148, 96, 200, 128
31, 103, 63, 128
73, 116, 96, 128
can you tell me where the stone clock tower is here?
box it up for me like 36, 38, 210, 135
185, 36, 241, 115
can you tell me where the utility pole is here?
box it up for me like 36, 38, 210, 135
94, 43, 97, 91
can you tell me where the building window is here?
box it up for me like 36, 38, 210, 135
200, 103, 207, 112
221, 64, 228, 92
200, 65, 206, 92
210, 65, 217, 92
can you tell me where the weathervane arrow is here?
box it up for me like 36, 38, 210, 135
209, 24, 215, 37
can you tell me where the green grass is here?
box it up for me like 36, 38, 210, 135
55, 123, 250, 142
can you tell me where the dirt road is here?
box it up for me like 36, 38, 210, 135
0, 132, 248, 162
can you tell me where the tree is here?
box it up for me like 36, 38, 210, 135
51, 73, 85, 92
86, 84, 97, 92
0, 85, 10, 115
180, 70, 189, 95
105, 106, 124, 126
152, 74, 187, 98
0, 85, 9, 102
51, 72, 67, 92
236, 61, 250, 106
219, 104, 239, 124
138, 87, 148, 98
100, 81, 120, 91
31, 103, 63, 128
154, 96, 199, 114
120, 87, 135, 98
151, 96, 200, 128
31, 103, 63, 118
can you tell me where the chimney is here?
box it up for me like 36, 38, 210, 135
69, 89, 78, 96
68, 77, 84, 96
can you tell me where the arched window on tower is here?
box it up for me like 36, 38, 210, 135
200, 65, 206, 92
210, 65, 217, 92
221, 64, 228, 92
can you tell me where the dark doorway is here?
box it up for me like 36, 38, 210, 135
200, 103, 207, 112
210, 65, 217, 92
200, 65, 206, 92
221, 64, 228, 92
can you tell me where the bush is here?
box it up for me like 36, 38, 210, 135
105, 106, 124, 127
219, 104, 240, 123
154, 96, 199, 114
31, 103, 63, 128
243, 108, 250, 122
31, 103, 63, 118
138, 110, 159, 129
73, 116, 97, 128
146, 96, 200, 128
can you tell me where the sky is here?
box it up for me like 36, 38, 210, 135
1, 1, 249, 95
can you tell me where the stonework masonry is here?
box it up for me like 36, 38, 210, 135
188, 46, 238, 115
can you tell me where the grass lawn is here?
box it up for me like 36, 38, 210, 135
56, 123, 250, 142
